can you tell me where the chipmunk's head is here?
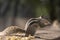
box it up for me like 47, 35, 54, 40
37, 16, 51, 27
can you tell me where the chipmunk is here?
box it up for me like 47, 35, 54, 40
25, 16, 51, 36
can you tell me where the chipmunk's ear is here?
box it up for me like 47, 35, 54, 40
38, 16, 42, 19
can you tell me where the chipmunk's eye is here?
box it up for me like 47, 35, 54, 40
44, 22, 49, 25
